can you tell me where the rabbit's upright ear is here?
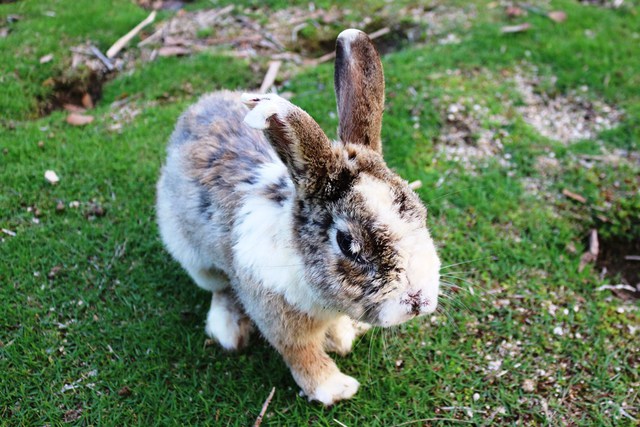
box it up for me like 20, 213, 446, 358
334, 29, 385, 153
242, 93, 335, 194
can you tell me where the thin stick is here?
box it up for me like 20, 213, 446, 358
253, 387, 275, 427
89, 45, 114, 71
596, 284, 637, 293
107, 11, 157, 59
259, 60, 282, 94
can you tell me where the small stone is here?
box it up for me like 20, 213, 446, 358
117, 386, 132, 397
522, 379, 536, 392
44, 170, 60, 185
473, 393, 480, 401
48, 265, 62, 279
553, 326, 564, 336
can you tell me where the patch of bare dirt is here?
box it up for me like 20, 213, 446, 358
39, 69, 106, 117
37, 3, 475, 117
514, 68, 624, 144
136, 3, 474, 62
435, 89, 512, 171
37, 42, 131, 117
579, 0, 626, 9
597, 237, 640, 300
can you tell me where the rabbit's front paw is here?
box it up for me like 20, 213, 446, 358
325, 316, 371, 356
309, 372, 359, 406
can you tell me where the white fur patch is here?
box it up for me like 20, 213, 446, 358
337, 29, 365, 57
205, 293, 250, 350
232, 162, 327, 315
326, 315, 357, 355
241, 93, 294, 130
310, 371, 360, 406
354, 174, 441, 326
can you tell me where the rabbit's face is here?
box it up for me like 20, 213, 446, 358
293, 151, 440, 327
243, 28, 443, 327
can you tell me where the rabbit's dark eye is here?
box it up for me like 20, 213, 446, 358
336, 230, 364, 263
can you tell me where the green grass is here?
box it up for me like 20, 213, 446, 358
1, 0, 639, 425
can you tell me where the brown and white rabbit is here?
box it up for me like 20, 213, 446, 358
156, 29, 441, 405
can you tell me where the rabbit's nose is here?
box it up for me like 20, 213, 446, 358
401, 290, 431, 316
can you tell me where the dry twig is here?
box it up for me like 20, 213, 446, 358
562, 188, 587, 204
253, 387, 275, 427
259, 60, 282, 93
107, 11, 157, 58
596, 284, 637, 292
89, 45, 114, 71
579, 229, 599, 272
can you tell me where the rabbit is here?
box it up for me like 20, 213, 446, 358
156, 28, 441, 405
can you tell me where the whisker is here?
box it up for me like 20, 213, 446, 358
441, 273, 488, 294
439, 284, 475, 315
440, 255, 495, 271
425, 186, 474, 206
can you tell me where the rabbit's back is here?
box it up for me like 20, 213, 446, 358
157, 91, 288, 277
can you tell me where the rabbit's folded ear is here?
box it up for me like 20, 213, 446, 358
242, 93, 334, 193
334, 29, 385, 153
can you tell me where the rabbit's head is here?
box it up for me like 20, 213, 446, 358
242, 29, 440, 326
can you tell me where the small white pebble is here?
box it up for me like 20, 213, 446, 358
522, 379, 536, 392
44, 170, 60, 184
553, 326, 564, 336
473, 393, 480, 401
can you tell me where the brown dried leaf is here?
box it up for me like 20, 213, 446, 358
562, 188, 586, 204
505, 6, 526, 18
118, 386, 132, 396
547, 11, 567, 23
66, 113, 94, 126
501, 23, 531, 33
81, 93, 94, 109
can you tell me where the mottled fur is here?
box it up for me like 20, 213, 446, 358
156, 29, 440, 405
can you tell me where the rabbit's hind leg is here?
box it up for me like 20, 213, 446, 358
201, 284, 253, 351
185, 264, 253, 351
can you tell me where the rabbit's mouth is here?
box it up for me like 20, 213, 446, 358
375, 286, 440, 327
